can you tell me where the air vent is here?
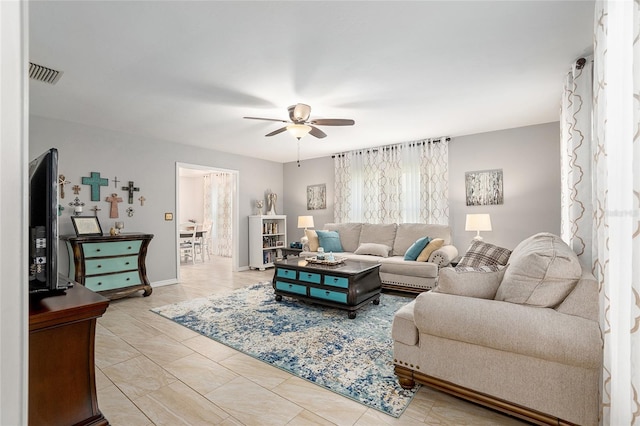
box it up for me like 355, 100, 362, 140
29, 62, 63, 85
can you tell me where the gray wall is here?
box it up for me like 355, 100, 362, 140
284, 157, 335, 243
283, 122, 561, 253
30, 115, 284, 284
449, 122, 561, 251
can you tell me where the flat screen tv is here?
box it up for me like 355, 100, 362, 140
29, 148, 71, 293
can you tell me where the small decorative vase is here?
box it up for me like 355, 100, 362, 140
267, 193, 277, 215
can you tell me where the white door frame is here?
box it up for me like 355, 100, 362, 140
175, 162, 240, 279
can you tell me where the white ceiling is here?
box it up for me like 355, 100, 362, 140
29, 1, 594, 164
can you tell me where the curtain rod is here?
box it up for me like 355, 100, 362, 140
332, 137, 451, 158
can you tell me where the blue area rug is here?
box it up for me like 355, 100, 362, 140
152, 281, 419, 417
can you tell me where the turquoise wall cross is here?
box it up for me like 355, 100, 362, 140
82, 172, 109, 201
121, 181, 140, 204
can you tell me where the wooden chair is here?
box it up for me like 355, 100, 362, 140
193, 222, 212, 262
179, 225, 196, 264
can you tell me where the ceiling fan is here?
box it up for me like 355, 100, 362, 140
243, 103, 355, 140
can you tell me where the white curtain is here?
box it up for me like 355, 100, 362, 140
203, 173, 233, 257
594, 1, 640, 424
560, 56, 594, 269
334, 138, 449, 224
561, 1, 640, 424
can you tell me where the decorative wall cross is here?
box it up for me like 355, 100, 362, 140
72, 185, 81, 195
68, 197, 85, 216
105, 193, 123, 218
90, 205, 101, 216
82, 172, 109, 201
58, 175, 70, 199
112, 176, 120, 188
121, 181, 140, 204
138, 196, 146, 206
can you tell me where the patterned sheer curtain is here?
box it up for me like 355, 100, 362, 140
561, 1, 640, 424
333, 138, 449, 224
560, 56, 594, 269
203, 172, 234, 257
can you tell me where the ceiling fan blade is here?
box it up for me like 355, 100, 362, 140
244, 116, 289, 123
265, 126, 288, 137
310, 118, 355, 126
309, 125, 327, 139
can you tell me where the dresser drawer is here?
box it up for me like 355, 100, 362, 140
323, 275, 349, 289
85, 271, 141, 292
83, 240, 143, 257
309, 287, 347, 304
298, 271, 321, 284
275, 281, 307, 296
85, 255, 138, 275
276, 268, 297, 279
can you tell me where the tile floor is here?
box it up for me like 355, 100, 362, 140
95, 256, 527, 425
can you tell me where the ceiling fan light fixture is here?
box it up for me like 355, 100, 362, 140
286, 124, 311, 140
292, 103, 311, 121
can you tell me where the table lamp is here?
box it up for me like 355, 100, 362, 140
465, 213, 492, 241
298, 215, 315, 245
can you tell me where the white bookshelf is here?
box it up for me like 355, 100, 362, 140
248, 215, 287, 270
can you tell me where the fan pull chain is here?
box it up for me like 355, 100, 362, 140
297, 140, 301, 167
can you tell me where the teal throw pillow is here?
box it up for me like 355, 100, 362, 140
404, 236, 431, 261
316, 230, 344, 253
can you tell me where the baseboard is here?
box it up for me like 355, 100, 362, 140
151, 279, 178, 287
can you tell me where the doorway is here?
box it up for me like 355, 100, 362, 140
176, 163, 239, 280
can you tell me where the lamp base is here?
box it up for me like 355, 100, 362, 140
472, 235, 484, 241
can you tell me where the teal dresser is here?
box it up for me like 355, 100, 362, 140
62, 233, 153, 300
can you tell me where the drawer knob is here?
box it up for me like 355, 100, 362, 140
325, 291, 330, 296
128, 246, 132, 250
307, 274, 311, 278
97, 282, 102, 286
125, 262, 130, 265
333, 278, 338, 282
96, 248, 101, 252
126, 277, 130, 281
97, 265, 102, 268
288, 284, 293, 288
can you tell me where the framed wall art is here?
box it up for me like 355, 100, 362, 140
307, 184, 327, 210
71, 216, 103, 236
465, 169, 504, 206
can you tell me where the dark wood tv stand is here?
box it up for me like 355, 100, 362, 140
29, 281, 110, 426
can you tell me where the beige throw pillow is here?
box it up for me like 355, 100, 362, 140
435, 266, 506, 299
305, 229, 320, 251
417, 238, 444, 262
495, 233, 581, 307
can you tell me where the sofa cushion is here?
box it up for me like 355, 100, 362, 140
354, 242, 391, 257
414, 291, 602, 368
434, 266, 506, 299
404, 236, 431, 260
379, 257, 438, 278
393, 223, 451, 256
359, 223, 397, 250
324, 223, 362, 252
495, 233, 581, 308
391, 300, 418, 345
315, 230, 344, 253
457, 240, 511, 267
305, 229, 320, 251
417, 238, 444, 262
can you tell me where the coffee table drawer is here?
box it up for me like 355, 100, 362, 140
323, 275, 349, 289
276, 268, 297, 279
309, 287, 347, 304
275, 281, 307, 296
299, 271, 321, 284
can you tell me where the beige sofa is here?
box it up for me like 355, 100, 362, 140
392, 233, 602, 425
301, 223, 458, 293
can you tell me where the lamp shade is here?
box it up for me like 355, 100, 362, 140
287, 124, 312, 140
297, 215, 314, 229
465, 214, 492, 231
